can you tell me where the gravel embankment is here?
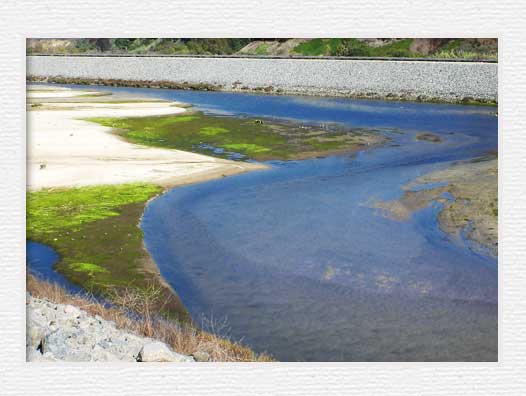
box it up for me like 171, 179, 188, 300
27, 55, 497, 103
26, 294, 198, 362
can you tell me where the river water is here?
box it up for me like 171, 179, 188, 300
29, 85, 498, 361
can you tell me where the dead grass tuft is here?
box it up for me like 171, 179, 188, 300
27, 275, 274, 362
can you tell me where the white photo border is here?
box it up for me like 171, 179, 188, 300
1, 0, 523, 394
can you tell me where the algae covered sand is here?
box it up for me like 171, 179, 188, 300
373, 157, 498, 256
87, 111, 385, 161
27, 183, 189, 319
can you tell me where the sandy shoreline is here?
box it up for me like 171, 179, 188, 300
27, 85, 268, 319
27, 86, 267, 191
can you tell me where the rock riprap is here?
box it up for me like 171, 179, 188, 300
26, 294, 195, 362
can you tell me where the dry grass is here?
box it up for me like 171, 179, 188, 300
27, 275, 274, 362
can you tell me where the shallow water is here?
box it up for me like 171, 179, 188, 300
31, 84, 498, 361
27, 241, 83, 295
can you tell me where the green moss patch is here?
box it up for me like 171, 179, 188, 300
200, 126, 229, 136
293, 39, 343, 56
27, 183, 161, 236
222, 143, 271, 154
27, 184, 163, 294
70, 262, 109, 275
293, 38, 414, 57
254, 43, 269, 55
86, 112, 384, 161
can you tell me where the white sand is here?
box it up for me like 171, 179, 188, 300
27, 89, 266, 191
27, 90, 104, 98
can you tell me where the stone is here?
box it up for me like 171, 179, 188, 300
26, 321, 47, 349
192, 350, 211, 362
90, 345, 122, 362
137, 341, 194, 362
26, 293, 196, 362
63, 304, 81, 317
41, 328, 79, 359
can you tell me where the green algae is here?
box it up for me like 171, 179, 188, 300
200, 126, 229, 136
70, 262, 109, 275
27, 184, 163, 293
86, 112, 382, 161
27, 183, 161, 236
222, 143, 271, 154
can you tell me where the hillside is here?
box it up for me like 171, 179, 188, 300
27, 38, 497, 60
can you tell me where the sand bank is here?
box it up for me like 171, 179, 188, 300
27, 87, 266, 191
373, 157, 498, 256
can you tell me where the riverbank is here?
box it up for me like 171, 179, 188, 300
28, 75, 497, 106
26, 55, 498, 104
27, 86, 265, 191
27, 275, 272, 361
373, 156, 498, 257
26, 86, 275, 360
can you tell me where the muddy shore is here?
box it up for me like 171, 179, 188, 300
374, 156, 498, 256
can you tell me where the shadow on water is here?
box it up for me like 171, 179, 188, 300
30, 84, 498, 361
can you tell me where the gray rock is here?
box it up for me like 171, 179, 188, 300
63, 304, 81, 317
26, 321, 47, 349
138, 341, 194, 362
90, 345, 122, 362
41, 328, 79, 359
192, 350, 211, 362
26, 293, 194, 362
28, 56, 498, 104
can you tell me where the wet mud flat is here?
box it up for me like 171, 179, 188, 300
374, 156, 498, 257
87, 110, 388, 161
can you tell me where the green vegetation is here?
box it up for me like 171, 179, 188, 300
27, 38, 497, 60
222, 143, 271, 154
27, 183, 160, 235
338, 39, 414, 57
254, 43, 269, 55
70, 262, 109, 275
199, 126, 229, 136
27, 184, 166, 295
292, 39, 343, 56
433, 39, 498, 60
293, 38, 415, 57
87, 112, 382, 161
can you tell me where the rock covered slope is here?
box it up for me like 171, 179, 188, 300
26, 294, 198, 362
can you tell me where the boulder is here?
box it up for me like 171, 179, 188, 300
63, 304, 82, 317
192, 350, 211, 362
26, 294, 195, 362
137, 341, 194, 362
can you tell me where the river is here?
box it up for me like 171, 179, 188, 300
28, 84, 498, 361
